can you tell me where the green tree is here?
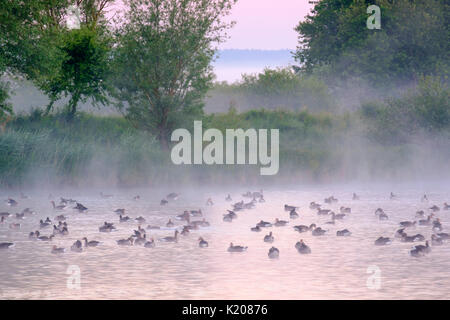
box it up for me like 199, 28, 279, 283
111, 0, 237, 149
294, 0, 450, 85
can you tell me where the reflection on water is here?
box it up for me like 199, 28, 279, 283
0, 186, 449, 299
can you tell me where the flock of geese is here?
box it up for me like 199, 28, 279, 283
0, 191, 449, 260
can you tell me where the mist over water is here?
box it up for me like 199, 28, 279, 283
1, 185, 449, 299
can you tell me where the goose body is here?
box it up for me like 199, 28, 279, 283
0, 242, 14, 249
274, 218, 288, 227
336, 229, 351, 236
159, 231, 179, 243
268, 247, 279, 259
51, 246, 65, 254
228, 243, 247, 252
295, 240, 311, 254
264, 232, 274, 243
198, 237, 208, 248
83, 237, 100, 247
374, 237, 391, 246
256, 220, 272, 228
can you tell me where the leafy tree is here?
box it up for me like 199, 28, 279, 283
111, 0, 237, 149
295, 0, 450, 85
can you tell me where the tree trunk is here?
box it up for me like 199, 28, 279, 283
66, 93, 80, 122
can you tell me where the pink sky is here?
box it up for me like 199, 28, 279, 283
108, 0, 314, 50
221, 0, 313, 49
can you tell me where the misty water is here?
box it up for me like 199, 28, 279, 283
1, 185, 449, 299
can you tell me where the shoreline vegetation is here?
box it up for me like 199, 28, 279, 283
1, 0, 449, 188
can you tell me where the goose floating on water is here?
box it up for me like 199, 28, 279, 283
336, 229, 351, 237
6, 198, 18, 206
144, 238, 155, 248
374, 237, 391, 246
159, 230, 179, 243
274, 218, 288, 227
264, 232, 274, 243
0, 242, 14, 249
74, 202, 88, 212
295, 240, 311, 254
198, 237, 208, 248
228, 243, 247, 252
51, 245, 65, 254
294, 224, 314, 233
268, 247, 279, 259
83, 237, 100, 247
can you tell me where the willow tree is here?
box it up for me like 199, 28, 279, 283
111, 0, 237, 149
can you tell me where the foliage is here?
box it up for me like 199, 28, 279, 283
295, 0, 450, 85
110, 0, 237, 149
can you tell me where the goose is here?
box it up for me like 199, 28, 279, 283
374, 208, 384, 216
198, 237, 208, 248
223, 213, 234, 222
436, 232, 449, 240
45, 217, 52, 224
242, 191, 252, 198
227, 243, 247, 252
274, 218, 288, 227
251, 225, 261, 232
312, 226, 326, 236
38, 234, 54, 241
206, 198, 214, 206
181, 226, 190, 236
309, 202, 321, 209
159, 230, 179, 243
51, 246, 65, 254
401, 233, 424, 242
60, 227, 69, 236
232, 201, 244, 211
432, 219, 442, 231
336, 229, 351, 236
395, 228, 406, 238
144, 238, 155, 248
431, 235, 443, 246
190, 209, 202, 217
378, 212, 389, 221
119, 215, 131, 222
51, 201, 66, 210
0, 212, 10, 218
40, 219, 51, 228
117, 237, 134, 246
340, 207, 351, 214
294, 224, 314, 233
324, 196, 338, 204
29, 231, 40, 239
374, 237, 391, 246
166, 219, 174, 228
15, 213, 25, 219
410, 241, 431, 257
74, 203, 88, 212
69, 240, 82, 252
317, 209, 330, 216
243, 201, 255, 209
443, 202, 450, 210
0, 242, 14, 249
390, 192, 396, 200
176, 211, 190, 221
134, 235, 147, 246
419, 215, 433, 226
421, 194, 429, 202
256, 220, 272, 228
99, 222, 116, 232
160, 199, 168, 206
416, 210, 425, 218
135, 216, 146, 224
166, 193, 179, 200
82, 237, 100, 247
289, 209, 299, 219
429, 205, 440, 212
225, 194, 232, 201
6, 198, 18, 206
114, 208, 125, 214
284, 204, 297, 212
400, 220, 416, 228
264, 232, 274, 243
268, 247, 279, 259
352, 193, 359, 200
295, 240, 311, 254
9, 223, 20, 229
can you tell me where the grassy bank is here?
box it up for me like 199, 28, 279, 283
2, 98, 449, 188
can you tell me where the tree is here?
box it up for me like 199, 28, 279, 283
294, 0, 450, 85
36, 0, 115, 120
111, 0, 237, 149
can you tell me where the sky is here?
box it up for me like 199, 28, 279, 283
221, 0, 313, 50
